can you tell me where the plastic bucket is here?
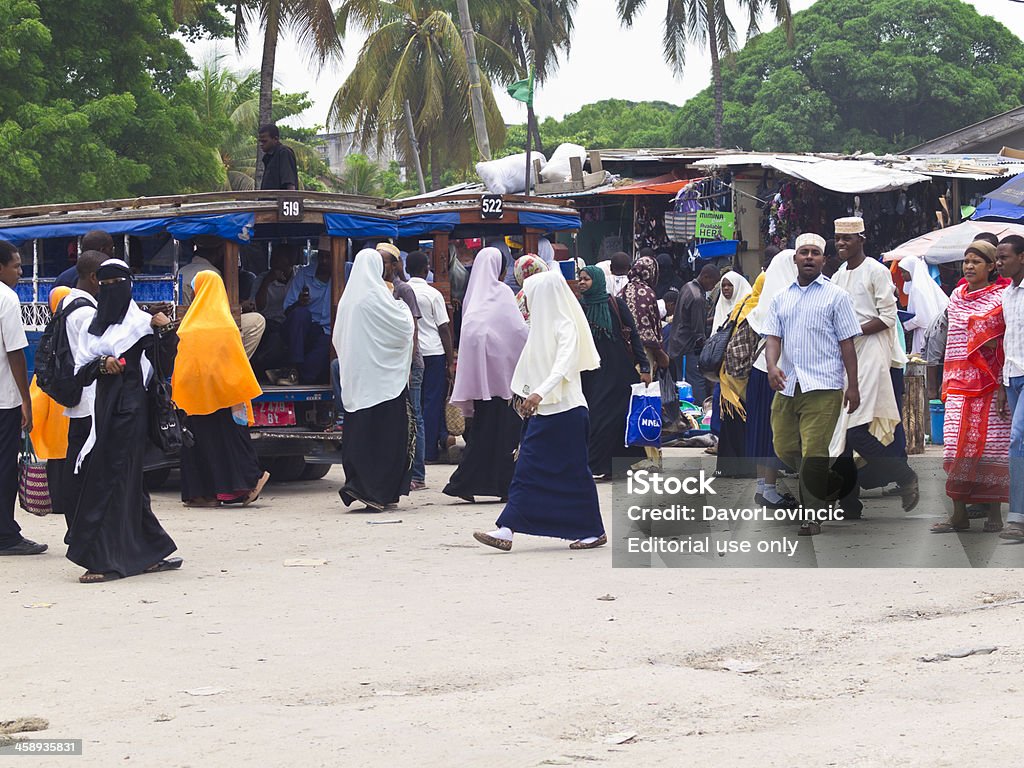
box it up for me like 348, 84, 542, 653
929, 399, 944, 445
676, 380, 693, 402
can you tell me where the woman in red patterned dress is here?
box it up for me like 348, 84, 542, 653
933, 241, 1009, 533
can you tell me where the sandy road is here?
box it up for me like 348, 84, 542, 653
4, 457, 1023, 767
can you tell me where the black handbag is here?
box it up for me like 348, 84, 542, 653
698, 295, 753, 381
148, 333, 193, 455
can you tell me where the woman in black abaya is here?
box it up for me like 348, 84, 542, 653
577, 266, 649, 478
67, 259, 181, 583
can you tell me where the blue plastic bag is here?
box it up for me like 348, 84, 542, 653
625, 382, 662, 448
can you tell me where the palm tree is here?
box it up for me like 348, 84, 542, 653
616, 0, 792, 147
331, 1, 517, 189
479, 0, 577, 152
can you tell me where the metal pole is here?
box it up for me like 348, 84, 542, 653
404, 100, 427, 195
455, 0, 491, 161
524, 104, 533, 196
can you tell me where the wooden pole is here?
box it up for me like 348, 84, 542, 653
223, 240, 241, 326
329, 236, 347, 350
404, 100, 427, 195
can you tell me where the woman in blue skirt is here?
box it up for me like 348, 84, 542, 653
473, 270, 606, 551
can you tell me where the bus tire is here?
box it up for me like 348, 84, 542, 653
299, 462, 332, 481
267, 456, 306, 483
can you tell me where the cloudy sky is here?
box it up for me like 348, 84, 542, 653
186, 1, 1024, 131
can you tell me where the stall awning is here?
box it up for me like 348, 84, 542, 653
0, 212, 256, 245
518, 211, 581, 231
883, 220, 1024, 263
694, 155, 930, 194
601, 174, 694, 196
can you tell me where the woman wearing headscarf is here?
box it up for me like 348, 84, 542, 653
334, 249, 415, 511
473, 271, 604, 552
173, 271, 268, 508
513, 254, 549, 324
654, 252, 680, 299
29, 287, 71, 519
933, 241, 1009, 533
896, 255, 949, 356
444, 248, 529, 502
712, 271, 756, 477
621, 254, 668, 465
66, 259, 181, 583
578, 265, 649, 478
744, 249, 799, 508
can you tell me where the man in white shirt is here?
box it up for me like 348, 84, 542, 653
58, 250, 105, 530
996, 235, 1024, 540
0, 241, 45, 555
180, 237, 265, 358
596, 251, 631, 297
405, 251, 454, 465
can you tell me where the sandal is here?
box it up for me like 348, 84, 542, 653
569, 534, 608, 550
184, 497, 220, 508
242, 472, 271, 507
339, 488, 384, 511
144, 557, 183, 574
900, 478, 920, 513
798, 522, 821, 536
930, 522, 969, 533
80, 571, 121, 584
983, 521, 1004, 533
473, 531, 512, 551
999, 523, 1024, 541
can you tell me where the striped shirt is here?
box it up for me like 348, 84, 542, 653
1002, 279, 1024, 384
763, 274, 862, 396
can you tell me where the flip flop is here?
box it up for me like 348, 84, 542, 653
983, 522, 1004, 533
144, 557, 183, 574
999, 525, 1024, 541
80, 571, 121, 584
798, 522, 821, 536
569, 534, 608, 550
242, 472, 271, 507
930, 522, 969, 533
473, 531, 512, 551
184, 498, 220, 508
900, 480, 921, 513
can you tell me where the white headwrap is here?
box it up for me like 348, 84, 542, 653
711, 270, 753, 333
898, 255, 949, 347
333, 249, 414, 412
537, 237, 555, 267
510, 270, 600, 406
747, 249, 798, 335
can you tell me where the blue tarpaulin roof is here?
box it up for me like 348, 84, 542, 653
0, 212, 256, 245
323, 213, 397, 239
973, 196, 1024, 223
518, 211, 581, 232
396, 213, 460, 237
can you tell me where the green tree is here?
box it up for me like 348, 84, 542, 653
0, 0, 223, 207
331, 0, 516, 189
616, 0, 792, 147
498, 99, 681, 156
671, 0, 1024, 152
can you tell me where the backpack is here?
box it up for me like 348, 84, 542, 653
35, 296, 92, 408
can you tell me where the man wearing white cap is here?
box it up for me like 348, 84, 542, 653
831, 217, 919, 517
763, 233, 861, 535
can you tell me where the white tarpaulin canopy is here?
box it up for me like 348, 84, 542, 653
694, 155, 931, 194
882, 220, 1024, 264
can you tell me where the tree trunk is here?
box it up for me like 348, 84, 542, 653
255, 0, 280, 188
429, 140, 441, 191
455, 0, 491, 161
707, 0, 724, 148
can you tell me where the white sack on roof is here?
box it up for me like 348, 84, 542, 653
540, 143, 587, 183
476, 152, 547, 195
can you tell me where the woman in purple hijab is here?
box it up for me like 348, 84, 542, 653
443, 247, 530, 502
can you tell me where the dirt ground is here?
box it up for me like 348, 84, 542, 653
4, 450, 1023, 767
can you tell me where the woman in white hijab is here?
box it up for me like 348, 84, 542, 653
711, 271, 753, 333
897, 255, 949, 355
333, 249, 415, 511
472, 271, 606, 552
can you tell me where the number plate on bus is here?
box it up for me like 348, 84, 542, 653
253, 402, 296, 427
279, 198, 303, 220
480, 194, 503, 219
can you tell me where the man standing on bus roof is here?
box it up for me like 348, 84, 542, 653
0, 241, 45, 556
258, 124, 298, 191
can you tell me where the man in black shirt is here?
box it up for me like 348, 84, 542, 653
258, 124, 298, 191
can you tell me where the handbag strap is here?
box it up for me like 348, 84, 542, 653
21, 434, 36, 462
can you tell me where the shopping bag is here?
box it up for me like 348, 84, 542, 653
18, 436, 51, 517
625, 382, 662, 448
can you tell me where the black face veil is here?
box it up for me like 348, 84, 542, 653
88, 261, 133, 336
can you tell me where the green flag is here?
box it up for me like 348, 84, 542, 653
507, 67, 534, 106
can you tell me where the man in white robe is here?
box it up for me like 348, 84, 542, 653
831, 217, 919, 518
